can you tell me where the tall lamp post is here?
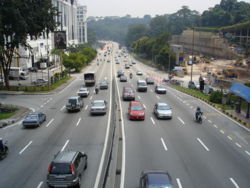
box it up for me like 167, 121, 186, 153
191, 27, 195, 82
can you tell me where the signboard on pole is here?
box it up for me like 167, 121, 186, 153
54, 31, 67, 49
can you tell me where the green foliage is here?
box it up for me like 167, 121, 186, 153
210, 91, 223, 104
125, 24, 149, 47
245, 83, 250, 87
63, 53, 87, 72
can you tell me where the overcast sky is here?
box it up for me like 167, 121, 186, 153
78, 0, 250, 17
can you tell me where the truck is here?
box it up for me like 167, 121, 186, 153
84, 72, 95, 86
9, 67, 28, 80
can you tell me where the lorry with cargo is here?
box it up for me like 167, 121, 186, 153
84, 72, 95, 86
9, 67, 28, 80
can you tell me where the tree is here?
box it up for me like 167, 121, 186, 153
148, 16, 168, 37
62, 53, 87, 72
125, 24, 148, 47
0, 0, 59, 88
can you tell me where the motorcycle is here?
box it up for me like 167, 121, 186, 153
0, 141, 8, 160
195, 112, 203, 124
95, 87, 99, 94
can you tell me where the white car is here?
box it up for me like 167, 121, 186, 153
136, 71, 143, 75
154, 103, 172, 119
90, 100, 108, 115
77, 87, 89, 97
155, 85, 167, 94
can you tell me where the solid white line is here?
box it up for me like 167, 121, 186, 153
197, 138, 210, 151
229, 178, 240, 188
76, 118, 81, 127
161, 138, 168, 151
94, 54, 113, 188
220, 130, 225, 134
143, 104, 147, 109
19, 141, 33, 154
90, 96, 93, 100
60, 105, 65, 111
213, 124, 218, 128
227, 136, 233, 141
208, 120, 212, 123
176, 178, 182, 188
156, 95, 160, 99
85, 105, 88, 110
138, 95, 141, 99
245, 150, 250, 156
178, 117, 185, 125
46, 118, 54, 127
37, 181, 43, 188
61, 140, 69, 152
235, 142, 242, 148
150, 117, 155, 125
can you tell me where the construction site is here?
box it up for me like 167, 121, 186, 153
171, 22, 250, 87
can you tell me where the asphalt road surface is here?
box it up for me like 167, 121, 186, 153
0, 42, 250, 188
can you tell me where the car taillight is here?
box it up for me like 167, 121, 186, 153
48, 164, 52, 173
70, 164, 75, 174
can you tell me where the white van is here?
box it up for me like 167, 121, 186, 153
137, 80, 147, 92
9, 67, 28, 80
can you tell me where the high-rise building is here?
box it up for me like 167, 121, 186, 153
17, 0, 78, 68
77, 5, 88, 43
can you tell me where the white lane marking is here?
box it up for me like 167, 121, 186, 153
176, 178, 182, 188
76, 118, 81, 127
190, 106, 193, 109
150, 117, 155, 125
138, 95, 141, 99
213, 124, 218, 128
60, 105, 65, 111
235, 142, 242, 148
85, 105, 88, 110
178, 117, 185, 125
90, 96, 93, 100
19, 141, 33, 155
161, 138, 168, 151
183, 101, 186, 104
46, 118, 54, 127
229, 178, 240, 188
186, 103, 190, 106
156, 95, 160, 99
245, 151, 250, 156
58, 78, 76, 94
197, 138, 210, 151
208, 120, 212, 123
227, 136, 233, 141
37, 181, 43, 188
30, 108, 36, 112
143, 104, 147, 109
61, 140, 69, 152
40, 105, 44, 108
150, 89, 153, 92
220, 130, 225, 134
94, 55, 113, 188
203, 116, 207, 119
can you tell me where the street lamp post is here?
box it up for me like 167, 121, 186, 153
191, 27, 195, 82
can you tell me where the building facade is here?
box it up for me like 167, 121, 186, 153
77, 5, 88, 43
17, 0, 78, 68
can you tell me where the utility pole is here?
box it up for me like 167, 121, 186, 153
191, 27, 194, 82
168, 53, 171, 75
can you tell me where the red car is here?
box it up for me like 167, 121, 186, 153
128, 101, 145, 120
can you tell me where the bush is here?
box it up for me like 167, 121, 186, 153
209, 91, 223, 104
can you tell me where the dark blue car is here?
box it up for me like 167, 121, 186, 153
140, 171, 173, 188
22, 112, 46, 128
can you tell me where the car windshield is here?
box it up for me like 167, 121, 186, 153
131, 105, 143, 111
79, 88, 86, 92
50, 163, 71, 174
93, 102, 105, 107
158, 105, 170, 110
158, 86, 165, 89
124, 89, 133, 93
101, 82, 107, 85
27, 114, 37, 119
138, 82, 146, 86
68, 99, 77, 104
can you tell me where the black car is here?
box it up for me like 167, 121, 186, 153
117, 70, 124, 78
140, 171, 173, 188
99, 81, 108, 89
28, 67, 38, 72
120, 75, 127, 82
47, 151, 87, 188
146, 77, 154, 85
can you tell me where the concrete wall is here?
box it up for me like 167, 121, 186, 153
172, 29, 241, 59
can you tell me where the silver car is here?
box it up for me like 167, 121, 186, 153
155, 85, 167, 94
22, 112, 46, 128
154, 103, 172, 119
66, 96, 83, 112
90, 100, 108, 115
77, 87, 89, 97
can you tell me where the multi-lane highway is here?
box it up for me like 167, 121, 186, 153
0, 42, 250, 188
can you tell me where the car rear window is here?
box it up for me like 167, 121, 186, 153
131, 105, 143, 111
68, 99, 77, 104
50, 163, 71, 174
124, 88, 133, 93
